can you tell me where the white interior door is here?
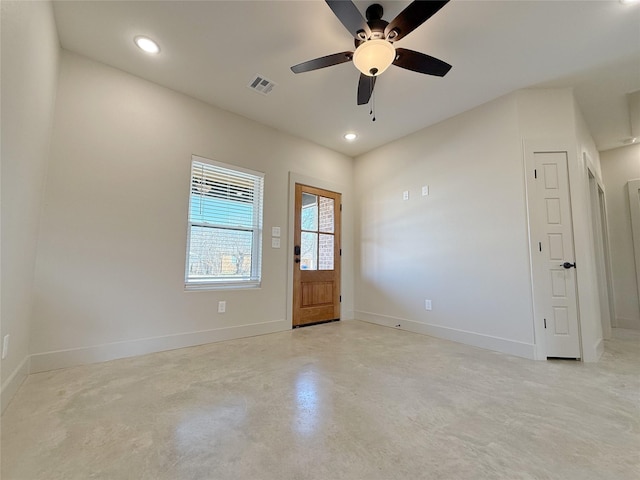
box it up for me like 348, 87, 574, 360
532, 152, 581, 358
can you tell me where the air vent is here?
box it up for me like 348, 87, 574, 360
248, 75, 276, 96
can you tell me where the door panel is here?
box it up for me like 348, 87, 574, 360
551, 270, 568, 298
533, 152, 581, 358
293, 184, 341, 327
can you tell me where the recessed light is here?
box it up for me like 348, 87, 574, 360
620, 0, 639, 4
344, 133, 357, 141
134, 36, 160, 54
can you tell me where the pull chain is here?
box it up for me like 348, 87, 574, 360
372, 87, 376, 122
369, 79, 376, 122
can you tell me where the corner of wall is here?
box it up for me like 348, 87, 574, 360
1, 0, 61, 411
1, 355, 31, 415
571, 94, 602, 181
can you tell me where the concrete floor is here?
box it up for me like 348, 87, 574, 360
1, 321, 639, 479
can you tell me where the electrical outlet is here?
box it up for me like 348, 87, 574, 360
425, 299, 432, 311
2, 335, 9, 359
218, 301, 226, 313
422, 185, 429, 196
403, 190, 409, 201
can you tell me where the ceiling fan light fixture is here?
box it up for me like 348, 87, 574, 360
353, 39, 396, 76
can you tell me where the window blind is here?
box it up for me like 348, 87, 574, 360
186, 158, 264, 288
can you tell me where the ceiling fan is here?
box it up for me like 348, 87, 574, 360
291, 0, 452, 106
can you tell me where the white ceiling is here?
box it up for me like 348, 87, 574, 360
52, 0, 640, 157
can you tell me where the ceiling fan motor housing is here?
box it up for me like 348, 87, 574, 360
366, 4, 384, 21
357, 3, 388, 44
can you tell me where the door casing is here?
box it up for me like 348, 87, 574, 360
524, 140, 588, 360
587, 165, 614, 339
627, 179, 640, 308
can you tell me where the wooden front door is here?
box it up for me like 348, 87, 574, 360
293, 184, 341, 327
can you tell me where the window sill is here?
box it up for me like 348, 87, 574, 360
184, 282, 261, 292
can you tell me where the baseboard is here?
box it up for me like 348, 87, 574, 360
30, 319, 288, 373
615, 317, 640, 330
1, 355, 31, 415
355, 311, 536, 360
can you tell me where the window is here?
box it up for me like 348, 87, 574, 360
300, 192, 335, 270
185, 156, 264, 289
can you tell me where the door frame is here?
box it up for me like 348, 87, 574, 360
286, 172, 348, 328
599, 184, 617, 329
585, 154, 615, 339
628, 179, 640, 308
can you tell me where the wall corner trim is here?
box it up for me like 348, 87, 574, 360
1, 355, 31, 415
592, 338, 605, 362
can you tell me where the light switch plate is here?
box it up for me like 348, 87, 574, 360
271, 226, 281, 237
422, 185, 429, 196
272, 237, 281, 248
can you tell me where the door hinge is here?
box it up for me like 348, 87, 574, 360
539, 242, 542, 252
340, 295, 342, 302
544, 318, 547, 329
340, 204, 343, 212
534, 169, 537, 179
340, 248, 342, 256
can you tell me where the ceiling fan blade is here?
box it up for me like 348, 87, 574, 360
357, 73, 376, 105
325, 0, 371, 40
393, 48, 452, 77
291, 51, 353, 74
385, 1, 449, 42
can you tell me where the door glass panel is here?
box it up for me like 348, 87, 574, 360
319, 234, 334, 270
300, 232, 318, 270
319, 196, 334, 233
301, 193, 318, 231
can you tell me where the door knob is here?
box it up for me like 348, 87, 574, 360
561, 262, 576, 269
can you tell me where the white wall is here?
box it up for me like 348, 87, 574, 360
600, 144, 640, 329
354, 93, 537, 358
29, 51, 354, 371
354, 88, 604, 360
1, 0, 60, 411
